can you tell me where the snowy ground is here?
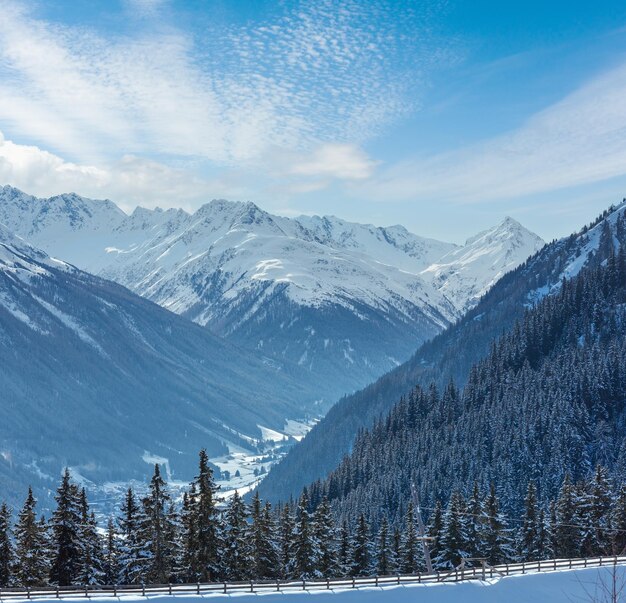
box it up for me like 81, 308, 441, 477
4, 567, 625, 603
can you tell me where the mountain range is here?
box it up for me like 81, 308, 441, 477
0, 185, 544, 401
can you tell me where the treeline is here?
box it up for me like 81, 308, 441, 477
2, 459, 626, 588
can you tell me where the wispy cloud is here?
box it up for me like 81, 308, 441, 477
359, 59, 626, 204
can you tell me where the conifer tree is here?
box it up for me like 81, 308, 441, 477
14, 488, 49, 587
376, 517, 393, 576
427, 500, 444, 565
221, 491, 250, 581
50, 469, 83, 586
399, 503, 420, 574
0, 502, 14, 587
178, 489, 196, 582
278, 503, 296, 579
483, 484, 513, 565
250, 493, 279, 579
519, 482, 541, 561
555, 474, 581, 558
294, 491, 315, 578
436, 491, 469, 569
311, 497, 337, 577
189, 451, 220, 581
140, 464, 177, 584
337, 520, 351, 578
350, 513, 371, 577
466, 483, 484, 559
77, 489, 104, 585
103, 517, 120, 585
117, 488, 146, 584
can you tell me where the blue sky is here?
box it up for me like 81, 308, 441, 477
0, 0, 626, 241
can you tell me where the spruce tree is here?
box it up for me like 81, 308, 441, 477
350, 513, 371, 577
466, 483, 484, 559
483, 484, 513, 565
221, 491, 250, 581
189, 451, 220, 581
376, 517, 393, 576
77, 489, 104, 585
399, 503, 420, 574
250, 493, 279, 579
117, 488, 146, 584
140, 464, 177, 584
611, 484, 626, 555
519, 482, 541, 561
311, 497, 337, 577
436, 491, 469, 569
50, 469, 83, 586
14, 488, 49, 587
278, 503, 296, 579
0, 502, 14, 587
555, 474, 581, 558
294, 491, 315, 578
427, 500, 444, 567
337, 520, 351, 578
103, 517, 120, 585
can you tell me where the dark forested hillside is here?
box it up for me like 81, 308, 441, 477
306, 239, 626, 530
258, 203, 626, 503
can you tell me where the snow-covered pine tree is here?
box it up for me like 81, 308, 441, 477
555, 474, 581, 558
50, 469, 83, 586
14, 488, 49, 587
278, 503, 296, 579
77, 489, 105, 585
427, 500, 443, 565
311, 496, 337, 577
519, 482, 541, 561
376, 517, 394, 576
399, 503, 420, 574
435, 491, 470, 569
117, 488, 146, 584
140, 464, 178, 584
337, 520, 351, 578
103, 517, 120, 585
189, 450, 221, 581
350, 513, 371, 577
221, 491, 250, 581
294, 491, 315, 578
466, 482, 484, 559
0, 502, 14, 586
250, 493, 279, 579
483, 483, 513, 565
178, 489, 196, 582
580, 465, 612, 556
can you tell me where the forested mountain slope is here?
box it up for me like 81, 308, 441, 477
258, 202, 626, 502
0, 227, 323, 506
307, 240, 626, 528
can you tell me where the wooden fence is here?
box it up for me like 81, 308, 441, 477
1, 555, 625, 600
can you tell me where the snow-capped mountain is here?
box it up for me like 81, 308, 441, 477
0, 225, 332, 505
421, 217, 546, 313
0, 185, 544, 399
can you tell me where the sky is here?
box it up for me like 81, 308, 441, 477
1, 0, 626, 242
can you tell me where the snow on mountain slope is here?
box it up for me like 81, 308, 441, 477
0, 226, 331, 506
421, 217, 545, 313
0, 185, 543, 400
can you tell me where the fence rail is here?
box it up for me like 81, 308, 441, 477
1, 555, 626, 600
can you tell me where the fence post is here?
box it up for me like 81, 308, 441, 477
600, 557, 603, 567
168, 583, 172, 596
223, 582, 227, 594
397, 574, 400, 585
303, 580, 306, 591
250, 580, 254, 593
276, 580, 280, 592
352, 577, 356, 589
113, 585, 117, 597
26, 587, 30, 600
85, 584, 89, 598
554, 559, 556, 571
327, 578, 330, 590
375, 576, 379, 587
196, 582, 200, 595
56, 586, 60, 599
522, 562, 525, 574
142, 583, 145, 597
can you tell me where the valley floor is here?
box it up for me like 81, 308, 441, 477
4, 566, 624, 603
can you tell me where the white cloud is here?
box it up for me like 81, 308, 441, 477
359, 60, 626, 204
289, 144, 377, 180
0, 132, 241, 210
